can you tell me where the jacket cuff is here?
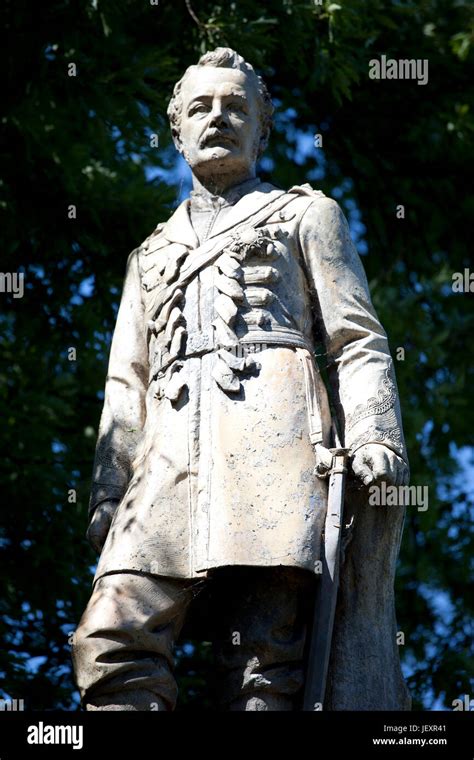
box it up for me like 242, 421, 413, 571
348, 438, 408, 464
343, 368, 407, 462
88, 484, 125, 519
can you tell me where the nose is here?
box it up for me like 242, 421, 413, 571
209, 100, 228, 127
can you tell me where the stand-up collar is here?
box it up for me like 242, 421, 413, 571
163, 178, 280, 249
189, 177, 262, 211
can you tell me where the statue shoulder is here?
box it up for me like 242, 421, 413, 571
286, 182, 337, 216
288, 184, 346, 229
133, 222, 170, 285
288, 182, 327, 200
139, 222, 167, 252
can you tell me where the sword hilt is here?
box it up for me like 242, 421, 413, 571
314, 444, 349, 479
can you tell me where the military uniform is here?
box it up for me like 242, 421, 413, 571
72, 179, 409, 710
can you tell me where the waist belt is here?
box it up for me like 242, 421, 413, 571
150, 326, 314, 381
238, 327, 313, 352
185, 325, 313, 356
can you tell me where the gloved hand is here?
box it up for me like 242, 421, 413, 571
86, 500, 119, 554
351, 443, 409, 487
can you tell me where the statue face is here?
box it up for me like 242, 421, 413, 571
175, 67, 261, 178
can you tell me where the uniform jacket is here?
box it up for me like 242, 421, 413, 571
88, 178, 411, 709
90, 179, 407, 582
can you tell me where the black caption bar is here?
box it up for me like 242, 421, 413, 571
0, 710, 472, 757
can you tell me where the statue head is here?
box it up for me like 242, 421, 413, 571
167, 47, 274, 181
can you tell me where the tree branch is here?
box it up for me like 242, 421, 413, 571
185, 0, 205, 30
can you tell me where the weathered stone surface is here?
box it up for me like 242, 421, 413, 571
75, 46, 410, 712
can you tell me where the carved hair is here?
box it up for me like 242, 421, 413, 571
167, 47, 274, 156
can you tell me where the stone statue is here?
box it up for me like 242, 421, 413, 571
72, 47, 410, 711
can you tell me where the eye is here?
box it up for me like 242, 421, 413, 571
228, 102, 246, 114
190, 103, 210, 116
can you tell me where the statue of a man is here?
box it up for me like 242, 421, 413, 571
72, 48, 410, 711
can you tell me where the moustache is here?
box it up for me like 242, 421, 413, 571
201, 130, 237, 148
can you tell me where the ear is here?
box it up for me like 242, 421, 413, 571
258, 128, 269, 157
171, 127, 183, 154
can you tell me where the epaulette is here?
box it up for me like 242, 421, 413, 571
139, 222, 165, 250
288, 183, 326, 199
137, 222, 169, 291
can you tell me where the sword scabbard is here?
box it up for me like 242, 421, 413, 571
303, 446, 349, 711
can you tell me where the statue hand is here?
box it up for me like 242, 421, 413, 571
86, 500, 119, 554
351, 444, 409, 488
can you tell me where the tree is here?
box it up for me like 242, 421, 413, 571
1, 0, 472, 710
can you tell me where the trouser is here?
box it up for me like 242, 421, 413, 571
72, 565, 316, 711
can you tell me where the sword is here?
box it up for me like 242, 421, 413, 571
303, 434, 349, 711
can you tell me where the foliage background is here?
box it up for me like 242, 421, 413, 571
1, 0, 473, 710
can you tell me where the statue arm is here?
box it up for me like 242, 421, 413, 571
88, 249, 149, 521
298, 195, 408, 466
